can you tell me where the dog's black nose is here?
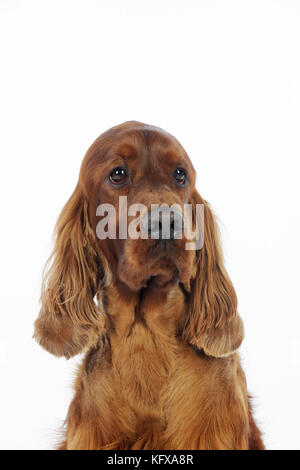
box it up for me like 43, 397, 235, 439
141, 207, 184, 240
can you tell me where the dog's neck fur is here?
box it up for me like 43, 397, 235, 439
102, 281, 186, 426
104, 281, 186, 337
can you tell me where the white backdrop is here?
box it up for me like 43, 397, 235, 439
0, 0, 299, 450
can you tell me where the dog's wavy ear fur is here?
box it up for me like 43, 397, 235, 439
183, 190, 244, 358
34, 184, 106, 358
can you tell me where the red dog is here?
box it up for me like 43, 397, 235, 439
34, 121, 264, 449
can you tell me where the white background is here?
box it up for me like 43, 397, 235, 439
0, 0, 299, 450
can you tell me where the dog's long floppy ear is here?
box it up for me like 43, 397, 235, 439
183, 190, 244, 358
34, 184, 107, 358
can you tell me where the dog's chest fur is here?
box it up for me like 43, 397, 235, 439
78, 284, 246, 449
109, 285, 184, 417
82, 285, 186, 430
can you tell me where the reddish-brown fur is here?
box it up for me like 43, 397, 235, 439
34, 121, 264, 450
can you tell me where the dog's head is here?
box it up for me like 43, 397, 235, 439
80, 121, 197, 291
39, 121, 243, 358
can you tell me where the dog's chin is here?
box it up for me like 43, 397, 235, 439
118, 255, 191, 293
117, 237, 196, 293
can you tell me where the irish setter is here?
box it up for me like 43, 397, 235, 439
34, 121, 264, 450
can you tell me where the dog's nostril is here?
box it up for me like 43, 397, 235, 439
147, 215, 162, 235
170, 219, 175, 239
159, 220, 163, 236
170, 213, 184, 239
149, 216, 168, 239
154, 220, 164, 239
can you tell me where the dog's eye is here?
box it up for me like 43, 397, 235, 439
109, 167, 128, 185
174, 168, 186, 185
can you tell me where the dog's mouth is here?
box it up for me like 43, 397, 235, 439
145, 257, 179, 288
146, 271, 179, 289
117, 242, 193, 292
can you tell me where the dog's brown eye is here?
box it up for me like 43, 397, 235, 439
109, 167, 128, 185
174, 168, 186, 185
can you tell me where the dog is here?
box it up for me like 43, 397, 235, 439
34, 121, 264, 450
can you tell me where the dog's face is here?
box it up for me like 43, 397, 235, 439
80, 121, 197, 291
36, 120, 244, 361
